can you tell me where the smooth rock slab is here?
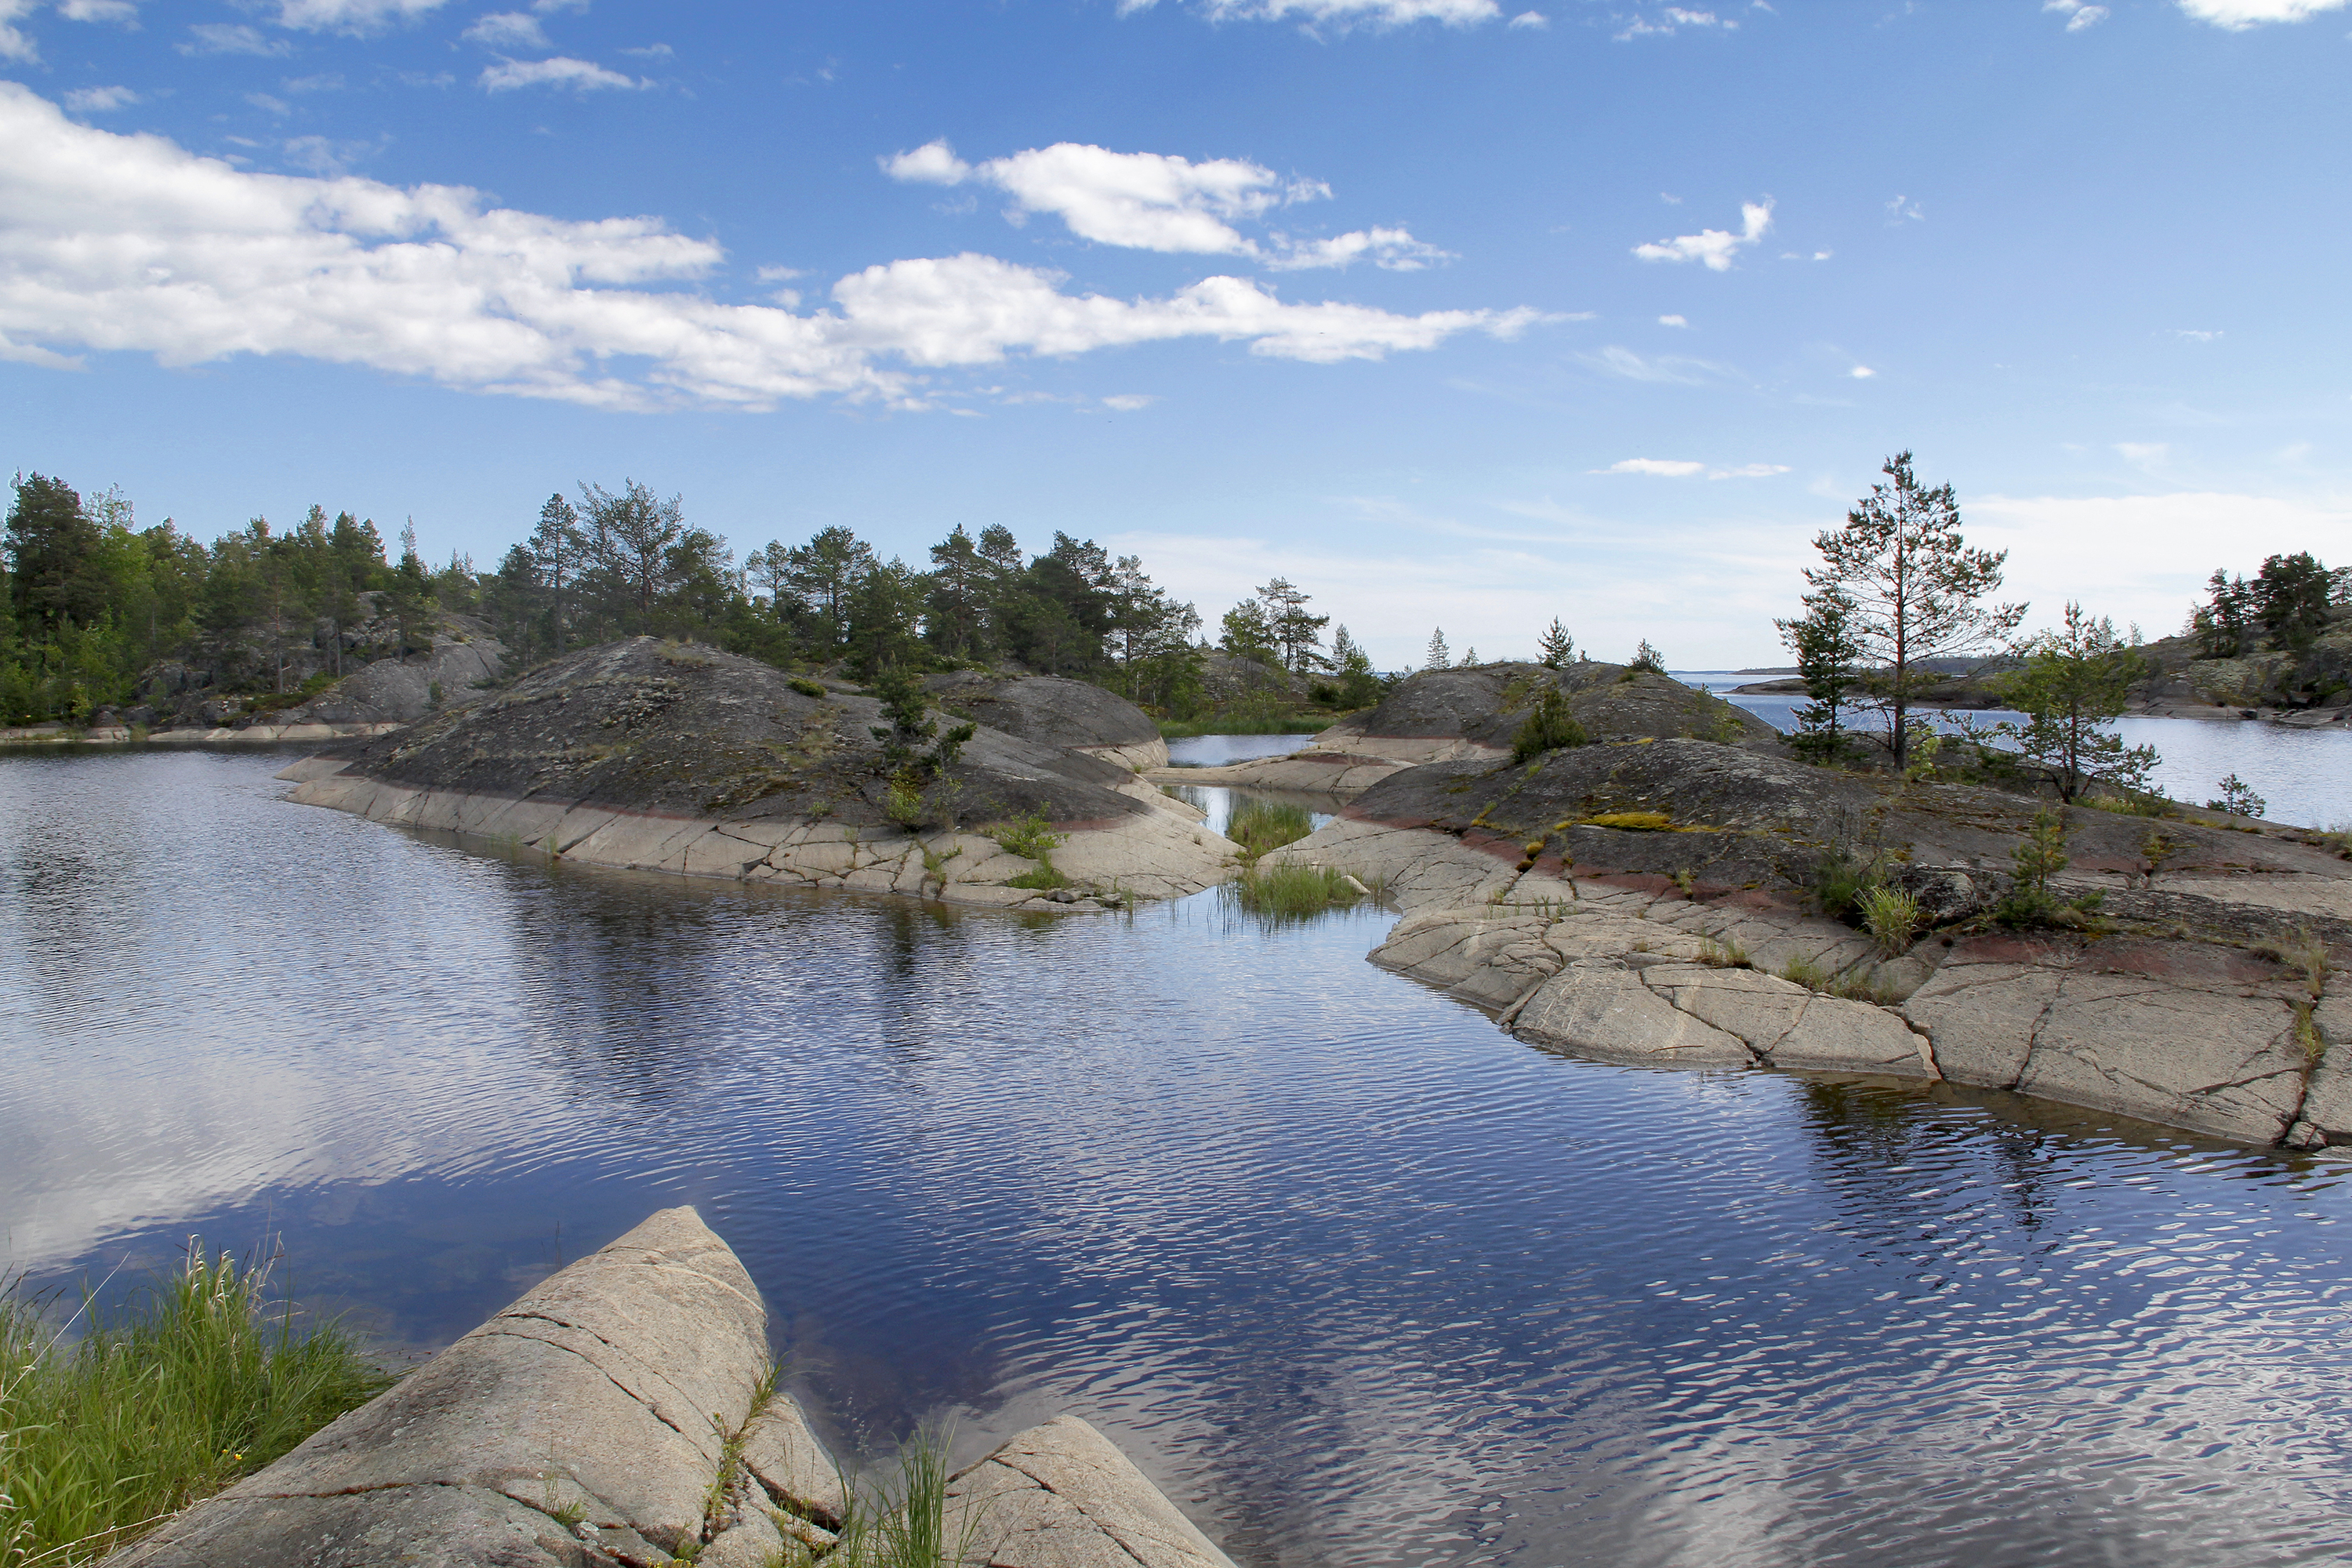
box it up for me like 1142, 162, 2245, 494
947, 1416, 1238, 1568
1512, 964, 1755, 1068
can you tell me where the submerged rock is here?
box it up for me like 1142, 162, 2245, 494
281, 637, 1237, 909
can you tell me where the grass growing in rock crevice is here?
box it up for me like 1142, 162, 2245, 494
0, 1243, 391, 1568
1225, 800, 1315, 862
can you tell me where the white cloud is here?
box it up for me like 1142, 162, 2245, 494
2044, 0, 2110, 28
2177, 0, 2347, 24
883, 138, 1448, 270
1615, 5, 1734, 38
1632, 198, 1771, 270
479, 55, 647, 91
272, 0, 450, 31
1886, 194, 1923, 223
179, 22, 291, 55
1508, 9, 1548, 24
2115, 441, 2169, 465
246, 92, 292, 115
1596, 458, 1787, 478
1579, 344, 1733, 383
618, 42, 671, 57
464, 9, 547, 46
1122, 0, 1504, 24
59, 0, 139, 21
1102, 393, 1156, 410
63, 84, 140, 111
2173, 328, 2223, 341
1261, 225, 1453, 270
0, 0, 34, 62
0, 83, 1541, 409
1849, 365, 1875, 378
1657, 313, 1687, 327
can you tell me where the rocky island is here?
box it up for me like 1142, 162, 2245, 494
280, 637, 1238, 911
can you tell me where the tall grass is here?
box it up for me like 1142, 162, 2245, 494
0, 1243, 390, 1568
1225, 800, 1314, 861
1230, 863, 1363, 920
787, 1421, 981, 1568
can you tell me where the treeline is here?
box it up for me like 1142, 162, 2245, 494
2190, 552, 2348, 658
0, 472, 1250, 725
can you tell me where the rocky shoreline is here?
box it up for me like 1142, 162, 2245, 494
106, 1207, 1236, 1568
1257, 730, 2350, 1152
281, 638, 1239, 913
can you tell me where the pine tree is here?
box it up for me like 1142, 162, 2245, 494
1537, 619, 1573, 668
1805, 452, 2025, 767
1425, 628, 1450, 670
1991, 602, 2158, 801
531, 493, 583, 652
1777, 583, 1864, 761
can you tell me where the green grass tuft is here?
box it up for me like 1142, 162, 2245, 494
1231, 863, 1363, 920
1225, 800, 1315, 861
0, 1243, 391, 1567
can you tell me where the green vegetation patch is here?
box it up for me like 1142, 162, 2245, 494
1225, 799, 1315, 860
1232, 863, 1363, 919
0, 1244, 391, 1566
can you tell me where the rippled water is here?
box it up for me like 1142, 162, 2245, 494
5, 748, 2352, 1566
1682, 673, 2352, 829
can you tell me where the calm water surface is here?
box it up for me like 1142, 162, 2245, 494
1681, 671, 2352, 829
5, 747, 2352, 1566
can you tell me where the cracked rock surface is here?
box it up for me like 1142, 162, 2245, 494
1262, 738, 2352, 1149
106, 1210, 1232, 1567
947, 1416, 1239, 1568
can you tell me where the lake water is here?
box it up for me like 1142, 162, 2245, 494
5, 746, 2352, 1566
1680, 672, 2352, 829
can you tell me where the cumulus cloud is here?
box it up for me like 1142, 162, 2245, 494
1657, 313, 1687, 327
2177, 0, 2347, 24
2173, 328, 2223, 341
59, 0, 139, 22
2043, 0, 2109, 28
1508, 9, 1548, 24
0, 0, 34, 62
479, 56, 647, 91
63, 84, 140, 111
884, 139, 1448, 270
1121, 0, 1503, 24
0, 84, 1541, 408
1849, 365, 1875, 378
1632, 198, 1771, 270
464, 9, 547, 46
1102, 394, 1156, 410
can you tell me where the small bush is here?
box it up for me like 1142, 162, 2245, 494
789, 677, 828, 699
1857, 884, 1922, 955
1226, 799, 1315, 860
1995, 808, 2076, 927
2205, 773, 2267, 818
1511, 688, 1588, 764
991, 812, 1065, 862
1004, 863, 1069, 891
1813, 845, 1882, 920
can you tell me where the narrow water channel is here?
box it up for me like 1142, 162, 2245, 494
3, 746, 2350, 1566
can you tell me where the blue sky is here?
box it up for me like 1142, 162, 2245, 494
2, 0, 2347, 668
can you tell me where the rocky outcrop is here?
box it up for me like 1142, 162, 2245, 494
1264, 739, 2352, 1149
105, 1208, 1236, 1568
263, 631, 506, 728
1155, 662, 1776, 794
928, 670, 1169, 771
282, 638, 1237, 910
